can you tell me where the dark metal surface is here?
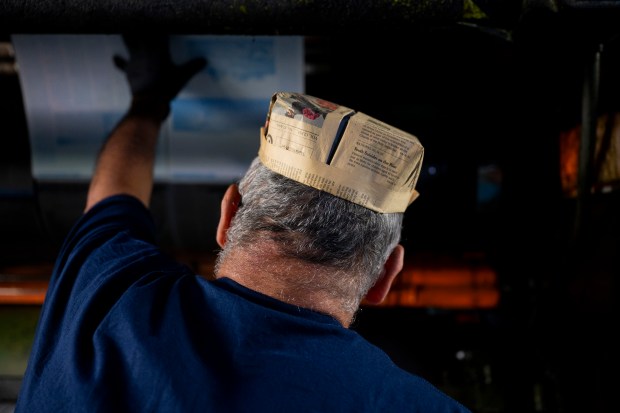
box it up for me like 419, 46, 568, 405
0, 0, 466, 35
1, 0, 619, 36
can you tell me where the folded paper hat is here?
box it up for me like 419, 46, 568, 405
258, 92, 424, 213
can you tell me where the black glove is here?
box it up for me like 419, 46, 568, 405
113, 33, 207, 121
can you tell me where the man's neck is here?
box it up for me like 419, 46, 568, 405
215, 242, 354, 327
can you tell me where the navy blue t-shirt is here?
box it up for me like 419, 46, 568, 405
15, 195, 471, 413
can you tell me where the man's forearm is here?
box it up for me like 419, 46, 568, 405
84, 34, 205, 213
85, 113, 161, 212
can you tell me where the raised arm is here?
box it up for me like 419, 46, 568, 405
85, 34, 206, 212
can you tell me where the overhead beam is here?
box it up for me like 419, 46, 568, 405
0, 0, 469, 35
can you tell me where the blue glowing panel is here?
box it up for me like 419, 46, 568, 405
12, 34, 305, 183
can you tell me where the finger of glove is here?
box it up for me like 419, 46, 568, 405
117, 34, 175, 96
163, 57, 208, 101
177, 57, 207, 87
113, 55, 128, 72
122, 33, 171, 66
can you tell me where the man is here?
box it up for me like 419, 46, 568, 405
15, 35, 472, 412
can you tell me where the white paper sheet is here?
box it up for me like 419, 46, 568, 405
11, 34, 304, 183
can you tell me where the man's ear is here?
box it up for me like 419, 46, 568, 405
364, 244, 404, 305
216, 184, 241, 248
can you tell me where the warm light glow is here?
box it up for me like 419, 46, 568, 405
0, 282, 48, 305
365, 259, 500, 309
559, 112, 620, 197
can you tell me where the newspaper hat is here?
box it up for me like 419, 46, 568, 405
258, 92, 424, 213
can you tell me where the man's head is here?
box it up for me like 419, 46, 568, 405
214, 157, 404, 320
213, 92, 422, 325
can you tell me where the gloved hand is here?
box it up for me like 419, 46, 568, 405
113, 33, 207, 121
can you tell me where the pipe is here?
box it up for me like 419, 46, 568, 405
1, 0, 465, 35
573, 43, 602, 243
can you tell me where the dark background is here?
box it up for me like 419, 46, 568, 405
2, 1, 620, 412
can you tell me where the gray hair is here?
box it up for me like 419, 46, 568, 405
215, 157, 403, 311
